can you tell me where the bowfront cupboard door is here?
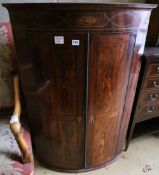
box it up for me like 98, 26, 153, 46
86, 33, 136, 167
21, 32, 87, 169
18, 31, 136, 169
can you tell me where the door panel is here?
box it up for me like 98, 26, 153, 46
20, 32, 87, 169
87, 33, 135, 166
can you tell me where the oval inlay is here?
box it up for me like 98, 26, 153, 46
78, 15, 97, 25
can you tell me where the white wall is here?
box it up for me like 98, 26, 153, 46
0, 4, 9, 22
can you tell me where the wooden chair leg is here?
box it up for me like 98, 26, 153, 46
10, 74, 32, 163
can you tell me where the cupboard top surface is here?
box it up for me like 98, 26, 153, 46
144, 47, 159, 57
3, 2, 157, 10
3, 3, 154, 33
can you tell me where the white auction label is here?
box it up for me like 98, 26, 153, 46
72, 40, 80, 46
54, 36, 64, 44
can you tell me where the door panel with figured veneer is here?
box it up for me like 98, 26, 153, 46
22, 32, 87, 169
87, 33, 135, 167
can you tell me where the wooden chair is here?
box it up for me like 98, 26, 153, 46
10, 74, 32, 163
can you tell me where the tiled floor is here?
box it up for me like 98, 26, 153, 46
35, 135, 159, 175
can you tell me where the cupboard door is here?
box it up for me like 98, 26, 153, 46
20, 32, 87, 169
87, 33, 135, 167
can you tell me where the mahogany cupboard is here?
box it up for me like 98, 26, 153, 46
3, 3, 156, 172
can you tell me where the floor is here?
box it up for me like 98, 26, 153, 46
35, 135, 159, 175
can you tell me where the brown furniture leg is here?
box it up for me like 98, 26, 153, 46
10, 74, 32, 163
